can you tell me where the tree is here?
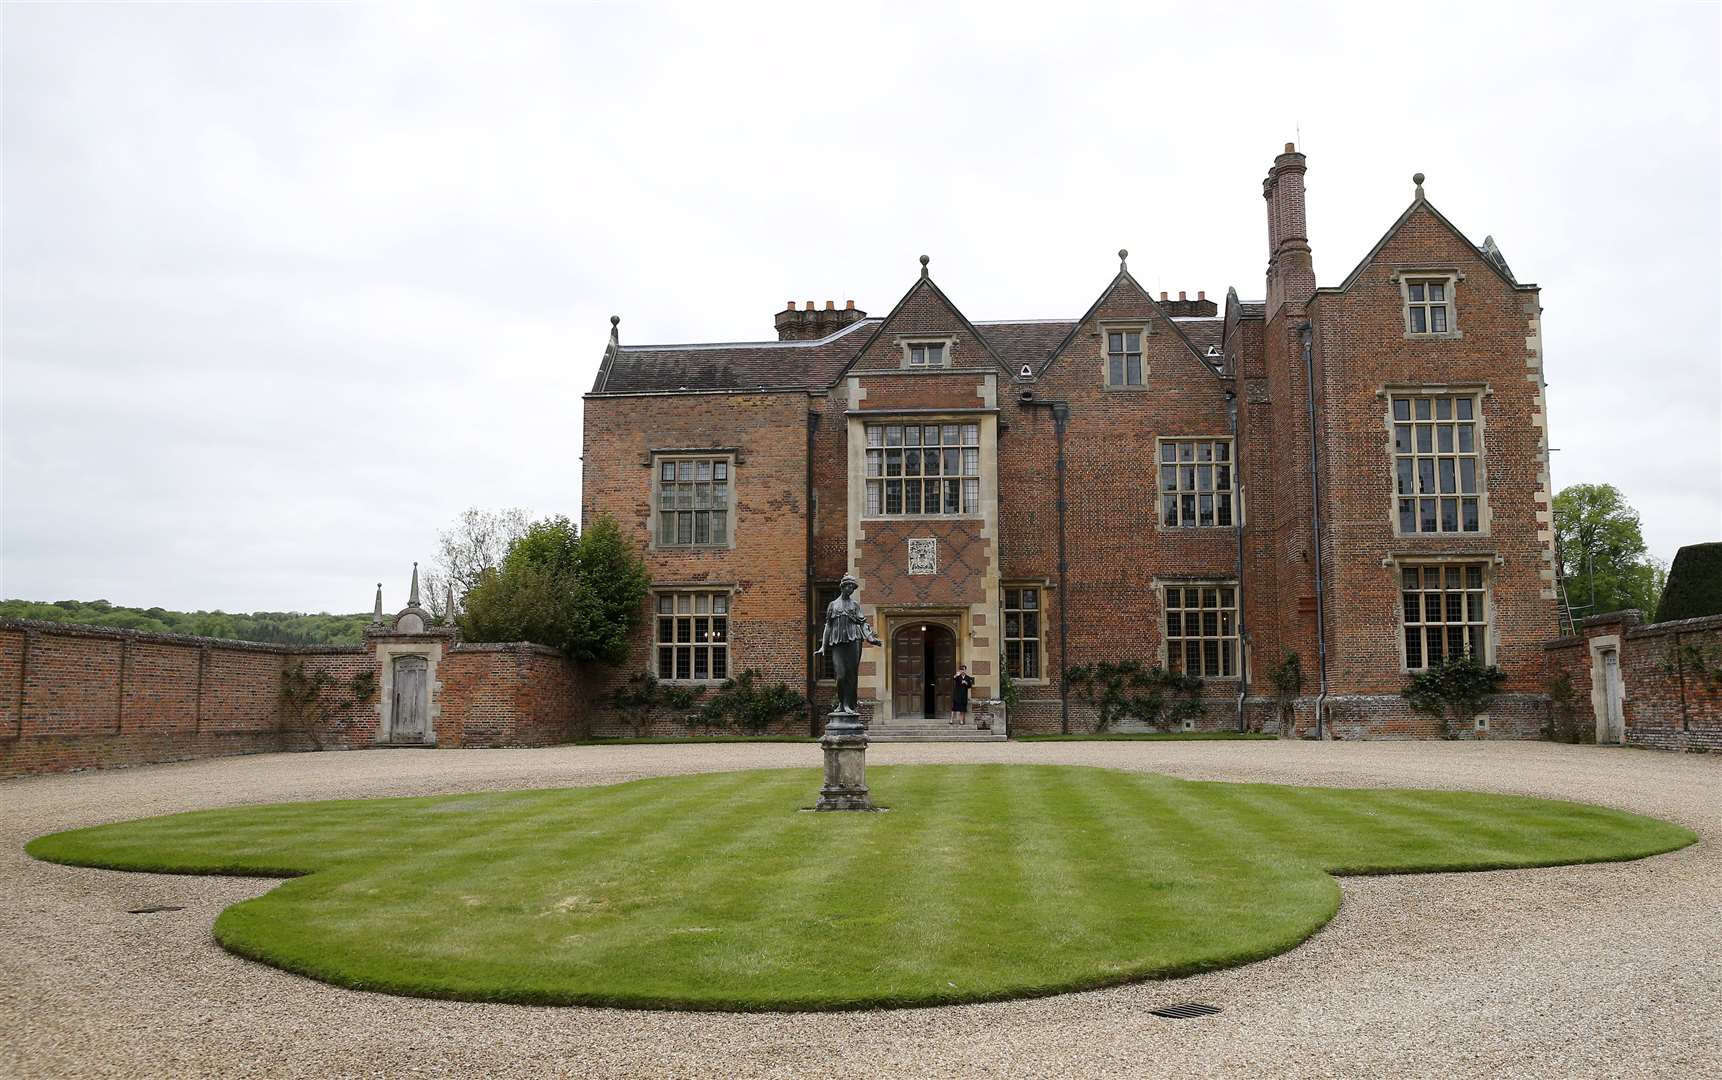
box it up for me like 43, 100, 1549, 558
457, 514, 649, 666
1402, 655, 1507, 739
1554, 484, 1666, 618
424, 507, 531, 621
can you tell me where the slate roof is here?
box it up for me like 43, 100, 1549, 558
594, 319, 879, 393
596, 318, 1084, 394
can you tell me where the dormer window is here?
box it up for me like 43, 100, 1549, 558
1402, 275, 1457, 336
900, 339, 951, 368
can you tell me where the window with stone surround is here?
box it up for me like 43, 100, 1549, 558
1391, 393, 1482, 534
1002, 586, 1043, 680
1105, 328, 1144, 386
655, 591, 730, 682
901, 339, 950, 368
1401, 563, 1488, 671
813, 584, 838, 681
1163, 583, 1238, 678
1403, 275, 1455, 335
1158, 439, 1236, 528
655, 457, 731, 547
864, 422, 981, 517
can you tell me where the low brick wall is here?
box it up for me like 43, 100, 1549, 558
1544, 611, 1722, 752
0, 620, 586, 780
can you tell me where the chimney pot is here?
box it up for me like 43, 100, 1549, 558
1284, 142, 1296, 153
825, 300, 835, 310
786, 300, 796, 311
1178, 290, 1187, 301
805, 300, 816, 310
1198, 290, 1206, 301
845, 299, 855, 310
1159, 291, 1168, 301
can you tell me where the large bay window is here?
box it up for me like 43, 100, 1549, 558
864, 422, 981, 517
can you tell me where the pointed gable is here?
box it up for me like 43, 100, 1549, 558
1037, 267, 1225, 383
1328, 196, 1537, 296
836, 262, 1012, 380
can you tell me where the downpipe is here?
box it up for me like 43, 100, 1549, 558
1228, 388, 1248, 732
1301, 323, 1329, 738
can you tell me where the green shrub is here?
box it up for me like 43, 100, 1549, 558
280, 663, 377, 750
1402, 655, 1507, 739
700, 669, 807, 735
1267, 652, 1304, 734
1655, 542, 1722, 623
1062, 660, 1202, 733
1545, 671, 1591, 744
604, 672, 706, 738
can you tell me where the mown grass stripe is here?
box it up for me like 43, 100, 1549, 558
29, 764, 1697, 1012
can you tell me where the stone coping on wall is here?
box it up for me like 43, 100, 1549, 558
1624, 612, 1722, 641
0, 617, 368, 654
0, 618, 568, 658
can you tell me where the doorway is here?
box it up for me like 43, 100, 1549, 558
1599, 647, 1624, 744
892, 623, 956, 720
391, 654, 430, 743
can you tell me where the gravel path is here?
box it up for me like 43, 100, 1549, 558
2, 741, 1716, 1079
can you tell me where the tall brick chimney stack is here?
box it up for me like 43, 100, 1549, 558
1263, 142, 1317, 313
775, 298, 867, 341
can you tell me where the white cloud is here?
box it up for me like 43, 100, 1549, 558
4, 1, 1717, 610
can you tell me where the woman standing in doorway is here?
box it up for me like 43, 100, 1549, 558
951, 663, 975, 725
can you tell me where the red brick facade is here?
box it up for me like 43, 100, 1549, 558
0, 620, 587, 780
582, 145, 1561, 738
1545, 611, 1722, 752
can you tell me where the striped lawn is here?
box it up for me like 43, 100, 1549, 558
26, 765, 1695, 1011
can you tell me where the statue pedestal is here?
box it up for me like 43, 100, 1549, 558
814, 716, 875, 812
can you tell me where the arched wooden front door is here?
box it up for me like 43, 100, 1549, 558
891, 623, 956, 720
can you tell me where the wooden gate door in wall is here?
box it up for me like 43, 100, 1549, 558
392, 655, 429, 743
893, 625, 924, 719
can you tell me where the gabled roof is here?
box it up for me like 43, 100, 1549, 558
827, 265, 1016, 385
1036, 264, 1226, 380
1325, 191, 1537, 294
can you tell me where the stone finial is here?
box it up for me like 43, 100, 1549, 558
1118, 248, 1129, 271
371, 583, 384, 625
919, 254, 930, 279
444, 583, 455, 626
1413, 172, 1426, 200
609, 314, 620, 344
408, 562, 420, 607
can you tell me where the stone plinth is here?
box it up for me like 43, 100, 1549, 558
814, 720, 875, 812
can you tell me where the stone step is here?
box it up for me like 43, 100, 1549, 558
866, 731, 1007, 742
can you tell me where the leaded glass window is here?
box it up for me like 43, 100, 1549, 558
1401, 564, 1488, 671
655, 592, 729, 682
864, 422, 981, 516
656, 458, 731, 546
1159, 439, 1236, 528
1392, 394, 1482, 534
1164, 584, 1238, 678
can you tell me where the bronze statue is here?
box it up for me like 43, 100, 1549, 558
814, 573, 881, 720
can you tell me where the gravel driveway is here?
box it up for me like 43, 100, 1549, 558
1, 740, 1715, 1079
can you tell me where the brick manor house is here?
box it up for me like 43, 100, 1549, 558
582, 145, 1558, 738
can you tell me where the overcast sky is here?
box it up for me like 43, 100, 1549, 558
4, 2, 1718, 614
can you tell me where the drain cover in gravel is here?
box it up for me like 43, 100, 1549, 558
1150, 1003, 1221, 1019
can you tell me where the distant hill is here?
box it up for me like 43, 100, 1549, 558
0, 599, 370, 646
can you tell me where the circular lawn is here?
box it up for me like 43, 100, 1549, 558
25, 764, 1694, 1011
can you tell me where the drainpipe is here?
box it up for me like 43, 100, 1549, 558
1301, 323, 1329, 738
1020, 396, 1073, 734
1228, 388, 1249, 732
805, 408, 821, 738
1052, 402, 1072, 734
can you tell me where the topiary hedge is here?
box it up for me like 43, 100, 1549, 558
1655, 542, 1722, 623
